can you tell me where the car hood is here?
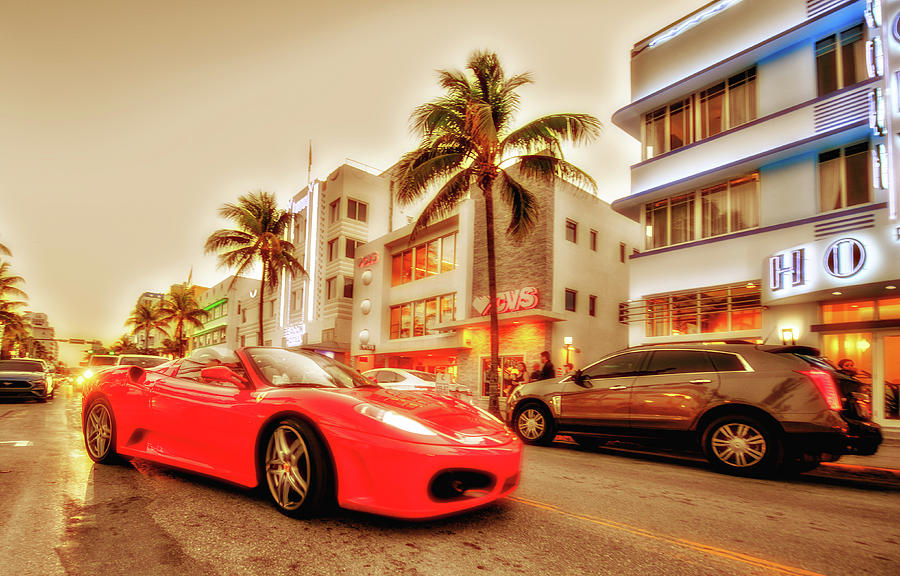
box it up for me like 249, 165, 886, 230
0, 371, 43, 380
340, 387, 514, 445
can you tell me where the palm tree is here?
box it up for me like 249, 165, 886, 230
159, 283, 207, 357
0, 259, 27, 359
111, 334, 137, 355
205, 191, 304, 346
126, 301, 169, 354
0, 241, 10, 257
393, 51, 601, 415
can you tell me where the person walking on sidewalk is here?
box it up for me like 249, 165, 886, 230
539, 351, 555, 380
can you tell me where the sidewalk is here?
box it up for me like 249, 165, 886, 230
821, 427, 900, 479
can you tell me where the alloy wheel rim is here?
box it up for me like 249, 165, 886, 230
266, 425, 311, 511
86, 403, 111, 459
710, 422, 766, 468
517, 408, 545, 440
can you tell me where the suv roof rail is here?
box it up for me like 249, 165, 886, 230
641, 339, 758, 346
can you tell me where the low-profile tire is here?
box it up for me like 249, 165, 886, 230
702, 415, 782, 477
263, 418, 331, 518
83, 398, 118, 464
513, 403, 556, 445
571, 435, 606, 450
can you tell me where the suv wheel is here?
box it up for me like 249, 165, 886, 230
513, 404, 556, 445
702, 415, 782, 476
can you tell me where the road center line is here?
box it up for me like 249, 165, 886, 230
0, 440, 34, 447
508, 495, 823, 576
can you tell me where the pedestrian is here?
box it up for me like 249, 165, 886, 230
563, 362, 574, 376
539, 350, 555, 380
504, 361, 527, 396
529, 362, 542, 382
837, 358, 858, 376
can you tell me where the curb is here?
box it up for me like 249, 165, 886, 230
818, 462, 900, 480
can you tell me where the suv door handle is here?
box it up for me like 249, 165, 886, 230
690, 379, 711, 384
608, 385, 627, 390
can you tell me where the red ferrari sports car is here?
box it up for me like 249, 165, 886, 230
81, 346, 522, 519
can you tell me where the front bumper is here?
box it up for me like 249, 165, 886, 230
0, 382, 46, 400
322, 424, 523, 520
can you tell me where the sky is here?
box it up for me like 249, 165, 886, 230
0, 0, 703, 365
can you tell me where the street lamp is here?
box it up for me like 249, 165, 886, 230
564, 336, 574, 364
781, 328, 796, 346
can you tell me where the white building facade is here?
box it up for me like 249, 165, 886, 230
351, 174, 640, 401
613, 0, 900, 427
193, 276, 257, 350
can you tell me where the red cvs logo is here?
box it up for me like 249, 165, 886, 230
473, 287, 539, 316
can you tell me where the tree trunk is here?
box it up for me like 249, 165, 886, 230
257, 268, 266, 346
482, 184, 502, 418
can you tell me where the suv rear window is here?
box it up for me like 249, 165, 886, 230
708, 352, 747, 372
646, 350, 714, 374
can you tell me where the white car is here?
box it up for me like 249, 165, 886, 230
115, 354, 168, 369
362, 368, 438, 391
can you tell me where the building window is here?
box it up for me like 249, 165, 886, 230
818, 142, 870, 211
590, 230, 598, 251
241, 309, 247, 323
619, 242, 626, 263
816, 24, 867, 97
241, 335, 245, 347
643, 67, 756, 160
390, 294, 455, 339
565, 289, 577, 312
327, 238, 338, 262
347, 198, 368, 222
589, 295, 597, 317
345, 238, 363, 259
343, 277, 353, 299
644, 172, 760, 250
329, 199, 340, 223
565, 219, 577, 243
326, 277, 337, 300
322, 328, 335, 342
391, 232, 458, 286
620, 282, 762, 337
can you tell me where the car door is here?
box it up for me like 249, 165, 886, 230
559, 351, 646, 432
148, 360, 252, 475
628, 349, 720, 431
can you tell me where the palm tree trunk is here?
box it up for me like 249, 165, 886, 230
482, 185, 502, 418
258, 268, 266, 346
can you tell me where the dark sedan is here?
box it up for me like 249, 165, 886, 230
0, 358, 55, 402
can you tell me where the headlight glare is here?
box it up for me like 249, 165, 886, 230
356, 403, 437, 436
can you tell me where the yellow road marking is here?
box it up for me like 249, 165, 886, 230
508, 495, 824, 576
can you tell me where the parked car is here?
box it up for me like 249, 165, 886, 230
115, 354, 168, 369
0, 358, 56, 402
506, 343, 882, 476
82, 346, 521, 519
361, 368, 438, 391
74, 354, 120, 392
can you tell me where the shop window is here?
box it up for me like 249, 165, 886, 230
822, 300, 876, 323
883, 335, 900, 420
878, 298, 900, 320
565, 289, 577, 312
642, 67, 756, 160
347, 198, 367, 222
818, 143, 870, 212
822, 333, 872, 387
623, 283, 761, 337
565, 219, 577, 243
390, 294, 456, 339
816, 24, 867, 97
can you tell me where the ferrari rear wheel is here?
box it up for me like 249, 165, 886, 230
84, 398, 117, 464
264, 418, 330, 517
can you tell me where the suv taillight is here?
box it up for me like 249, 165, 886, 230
796, 370, 842, 411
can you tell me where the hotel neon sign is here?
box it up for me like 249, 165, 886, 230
648, 0, 742, 48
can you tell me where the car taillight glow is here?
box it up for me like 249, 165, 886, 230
796, 369, 842, 411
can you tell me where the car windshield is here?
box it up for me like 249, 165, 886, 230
0, 360, 44, 372
118, 356, 167, 368
245, 347, 376, 389
90, 356, 118, 367
406, 370, 437, 382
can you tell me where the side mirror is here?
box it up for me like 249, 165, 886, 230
200, 365, 248, 387
572, 369, 592, 388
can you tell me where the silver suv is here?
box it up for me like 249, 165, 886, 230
506, 343, 882, 476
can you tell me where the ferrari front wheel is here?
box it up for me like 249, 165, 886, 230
84, 398, 117, 464
264, 418, 330, 517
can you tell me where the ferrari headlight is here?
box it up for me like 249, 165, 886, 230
355, 404, 437, 436
76, 375, 85, 384
83, 369, 94, 379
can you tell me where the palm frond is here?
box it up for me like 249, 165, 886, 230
514, 154, 598, 192
502, 114, 603, 156
393, 147, 468, 206
497, 171, 538, 238
410, 168, 473, 239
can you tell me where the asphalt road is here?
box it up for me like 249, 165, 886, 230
1, 386, 898, 576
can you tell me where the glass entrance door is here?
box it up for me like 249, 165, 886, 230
882, 334, 900, 422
